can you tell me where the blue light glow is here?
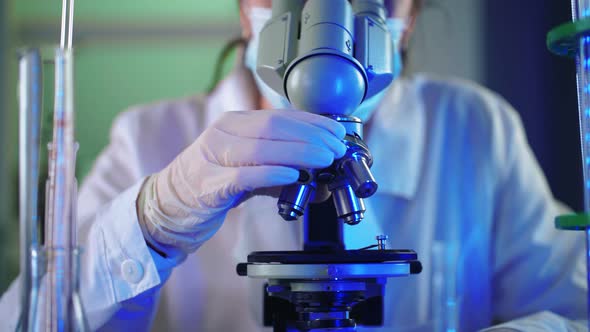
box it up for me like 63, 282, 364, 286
586, 157, 590, 165
585, 133, 590, 142
585, 108, 590, 117
586, 180, 590, 189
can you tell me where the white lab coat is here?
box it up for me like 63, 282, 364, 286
1, 66, 587, 332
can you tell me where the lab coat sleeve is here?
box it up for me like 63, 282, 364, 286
0, 109, 177, 331
488, 98, 587, 329
76, 109, 184, 330
0, 182, 176, 332
0, 275, 22, 331
480, 311, 587, 331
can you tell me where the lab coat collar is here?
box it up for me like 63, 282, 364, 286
205, 65, 259, 125
365, 76, 425, 200
207, 68, 425, 200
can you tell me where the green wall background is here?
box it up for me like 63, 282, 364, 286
1, 0, 13, 292
2, 0, 240, 292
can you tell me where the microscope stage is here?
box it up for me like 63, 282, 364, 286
237, 249, 422, 279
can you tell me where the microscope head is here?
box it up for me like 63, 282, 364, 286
286, 53, 365, 117
257, 0, 395, 117
256, 0, 396, 223
238, 6, 423, 328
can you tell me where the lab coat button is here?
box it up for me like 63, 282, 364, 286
122, 259, 144, 283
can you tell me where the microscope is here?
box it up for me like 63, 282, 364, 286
237, 1, 422, 331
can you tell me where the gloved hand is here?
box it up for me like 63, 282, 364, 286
138, 109, 347, 256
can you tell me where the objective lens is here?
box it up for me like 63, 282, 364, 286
278, 183, 316, 221
341, 157, 378, 198
332, 184, 366, 225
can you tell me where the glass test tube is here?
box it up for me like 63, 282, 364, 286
45, 47, 77, 332
17, 49, 43, 332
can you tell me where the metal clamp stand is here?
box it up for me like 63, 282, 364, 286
547, 1, 590, 330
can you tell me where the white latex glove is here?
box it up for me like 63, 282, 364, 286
139, 109, 347, 256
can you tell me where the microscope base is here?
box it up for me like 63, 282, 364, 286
237, 250, 422, 331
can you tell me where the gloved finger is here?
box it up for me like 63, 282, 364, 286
219, 110, 346, 137
250, 186, 283, 199
215, 110, 347, 156
202, 128, 338, 169
227, 165, 300, 193
215, 110, 346, 157
250, 182, 331, 202
276, 110, 346, 138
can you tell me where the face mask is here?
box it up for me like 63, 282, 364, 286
245, 7, 406, 117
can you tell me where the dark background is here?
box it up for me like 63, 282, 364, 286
484, 1, 582, 211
